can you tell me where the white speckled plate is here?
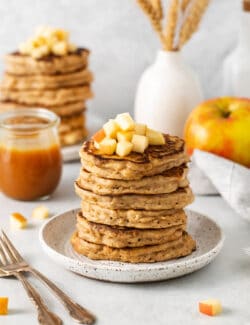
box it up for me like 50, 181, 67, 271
39, 209, 224, 283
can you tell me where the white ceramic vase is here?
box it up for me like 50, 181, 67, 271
134, 50, 203, 137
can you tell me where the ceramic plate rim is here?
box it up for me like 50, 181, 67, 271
39, 208, 225, 274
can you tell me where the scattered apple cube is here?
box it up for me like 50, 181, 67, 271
134, 123, 147, 136
92, 128, 105, 143
199, 299, 222, 316
132, 134, 149, 153
117, 131, 134, 142
0, 297, 8, 315
103, 119, 119, 138
98, 138, 117, 155
115, 113, 135, 131
10, 213, 27, 229
146, 128, 165, 145
32, 206, 49, 220
116, 141, 133, 157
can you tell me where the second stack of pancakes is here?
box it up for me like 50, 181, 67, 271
73, 132, 196, 263
0, 29, 93, 146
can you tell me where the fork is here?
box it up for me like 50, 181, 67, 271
0, 230, 95, 324
0, 232, 62, 325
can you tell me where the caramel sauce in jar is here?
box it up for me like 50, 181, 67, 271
0, 109, 62, 201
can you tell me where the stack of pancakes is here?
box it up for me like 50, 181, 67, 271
0, 48, 93, 146
72, 134, 196, 263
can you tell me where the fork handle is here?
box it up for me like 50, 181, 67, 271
29, 268, 95, 324
15, 272, 62, 325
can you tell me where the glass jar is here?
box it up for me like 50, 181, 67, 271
0, 108, 62, 201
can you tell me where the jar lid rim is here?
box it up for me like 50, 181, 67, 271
0, 108, 59, 133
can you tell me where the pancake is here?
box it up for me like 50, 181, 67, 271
0, 100, 86, 117
0, 85, 93, 106
80, 134, 189, 180
59, 113, 85, 134
52, 102, 86, 117
71, 231, 196, 263
60, 127, 88, 146
1, 69, 93, 90
81, 201, 187, 229
75, 181, 194, 210
79, 165, 189, 195
4, 48, 89, 75
76, 212, 186, 248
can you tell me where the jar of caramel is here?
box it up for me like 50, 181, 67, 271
0, 108, 62, 201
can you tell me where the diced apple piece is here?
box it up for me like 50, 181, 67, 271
115, 113, 135, 131
117, 131, 134, 142
32, 206, 49, 220
199, 299, 222, 316
103, 119, 119, 138
116, 141, 133, 157
10, 213, 27, 229
92, 128, 105, 143
132, 134, 149, 153
98, 138, 117, 155
146, 128, 165, 145
0, 297, 8, 315
134, 123, 147, 136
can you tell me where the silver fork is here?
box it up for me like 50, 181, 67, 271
0, 230, 95, 324
0, 232, 62, 325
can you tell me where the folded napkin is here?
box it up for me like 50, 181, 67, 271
189, 149, 250, 221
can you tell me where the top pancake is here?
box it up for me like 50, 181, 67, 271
80, 134, 189, 180
4, 48, 89, 75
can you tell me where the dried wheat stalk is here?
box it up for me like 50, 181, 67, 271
136, 0, 165, 44
181, 0, 192, 12
164, 0, 180, 51
179, 0, 210, 48
136, 0, 210, 51
150, 0, 163, 19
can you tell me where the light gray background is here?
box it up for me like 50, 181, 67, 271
0, 0, 240, 119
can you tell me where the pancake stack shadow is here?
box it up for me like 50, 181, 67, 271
72, 134, 196, 263
0, 48, 93, 146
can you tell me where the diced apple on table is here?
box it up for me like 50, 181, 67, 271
0, 297, 8, 315
32, 206, 49, 220
10, 213, 27, 229
199, 299, 222, 316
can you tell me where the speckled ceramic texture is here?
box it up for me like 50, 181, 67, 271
39, 209, 224, 283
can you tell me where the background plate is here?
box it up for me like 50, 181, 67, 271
39, 209, 224, 283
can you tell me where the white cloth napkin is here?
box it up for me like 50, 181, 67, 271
189, 149, 250, 221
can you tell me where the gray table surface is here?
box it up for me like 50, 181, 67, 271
0, 162, 250, 325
